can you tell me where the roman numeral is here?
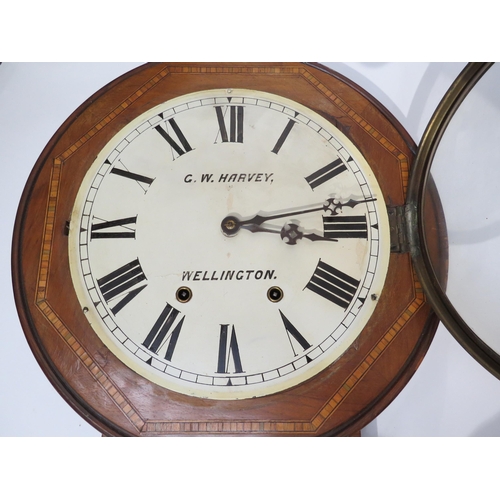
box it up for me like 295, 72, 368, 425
215, 105, 244, 143
271, 117, 297, 154
306, 260, 359, 309
90, 216, 137, 240
279, 311, 311, 356
305, 158, 347, 190
109, 165, 154, 186
216, 324, 243, 374
97, 258, 147, 314
143, 303, 184, 361
155, 117, 193, 157
323, 215, 368, 239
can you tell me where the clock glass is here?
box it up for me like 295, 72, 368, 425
416, 62, 500, 370
68, 88, 390, 399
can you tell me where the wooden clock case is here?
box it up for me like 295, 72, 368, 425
12, 63, 447, 436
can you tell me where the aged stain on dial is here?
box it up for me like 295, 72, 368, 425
68, 89, 390, 400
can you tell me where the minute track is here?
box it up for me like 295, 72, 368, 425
69, 87, 388, 400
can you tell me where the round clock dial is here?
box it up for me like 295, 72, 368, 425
68, 89, 390, 399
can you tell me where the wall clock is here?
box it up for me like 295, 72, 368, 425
12, 63, 447, 436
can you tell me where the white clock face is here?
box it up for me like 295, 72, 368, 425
68, 89, 390, 400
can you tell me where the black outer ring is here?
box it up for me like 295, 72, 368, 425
407, 62, 500, 379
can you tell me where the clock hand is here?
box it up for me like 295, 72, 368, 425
240, 222, 338, 245
221, 196, 376, 236
324, 197, 377, 215
280, 222, 338, 244
236, 202, 325, 228
241, 223, 281, 235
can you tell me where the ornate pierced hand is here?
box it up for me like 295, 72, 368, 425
221, 196, 376, 238
238, 222, 338, 245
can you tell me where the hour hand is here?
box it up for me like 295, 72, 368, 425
280, 222, 337, 244
240, 222, 338, 245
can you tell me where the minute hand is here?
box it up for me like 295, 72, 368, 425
240, 197, 377, 226
240, 203, 325, 227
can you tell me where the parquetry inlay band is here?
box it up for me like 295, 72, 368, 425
35, 64, 418, 435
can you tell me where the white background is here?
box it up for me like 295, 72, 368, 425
2, 62, 500, 438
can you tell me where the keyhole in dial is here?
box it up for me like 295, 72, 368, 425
267, 286, 284, 303
176, 287, 193, 303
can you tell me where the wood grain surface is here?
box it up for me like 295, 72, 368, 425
12, 63, 447, 436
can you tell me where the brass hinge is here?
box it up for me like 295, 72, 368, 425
388, 205, 411, 253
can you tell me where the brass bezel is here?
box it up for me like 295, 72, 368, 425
408, 62, 500, 378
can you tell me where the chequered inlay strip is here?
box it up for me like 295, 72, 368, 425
34, 67, 174, 432
142, 270, 424, 435
167, 65, 302, 75
35, 157, 145, 432
310, 269, 424, 432
58, 67, 170, 162
143, 421, 317, 434
298, 68, 410, 197
36, 65, 416, 435
164, 66, 410, 197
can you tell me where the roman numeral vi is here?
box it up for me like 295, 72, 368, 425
217, 324, 243, 374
